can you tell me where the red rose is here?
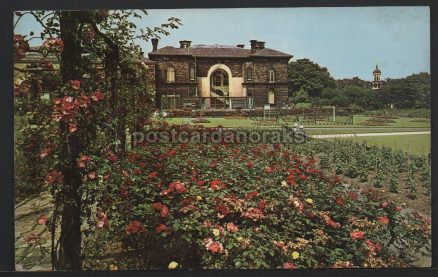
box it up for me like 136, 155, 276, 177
210, 179, 225, 191
173, 181, 187, 193
246, 161, 254, 169
120, 186, 129, 198
207, 241, 224, 254
160, 205, 170, 218
149, 171, 158, 178
155, 223, 170, 234
265, 166, 273, 173
381, 201, 389, 208
350, 230, 365, 240
69, 80, 81, 90
37, 215, 48, 225
91, 90, 105, 101
126, 220, 146, 234
245, 191, 258, 199
377, 216, 390, 224
68, 122, 77, 133
197, 180, 205, 186
258, 200, 267, 210
226, 222, 238, 233
299, 175, 307, 181
168, 149, 176, 156
283, 262, 296, 269
395, 206, 402, 212
336, 196, 345, 206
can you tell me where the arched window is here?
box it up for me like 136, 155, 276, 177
268, 67, 275, 83
215, 74, 224, 86
268, 89, 275, 104
167, 67, 175, 83
247, 68, 253, 80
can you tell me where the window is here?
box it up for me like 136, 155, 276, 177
268, 68, 275, 83
215, 74, 224, 86
247, 68, 253, 80
167, 67, 175, 83
189, 67, 195, 81
268, 89, 275, 104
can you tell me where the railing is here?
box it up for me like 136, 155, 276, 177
161, 96, 256, 110
201, 97, 254, 110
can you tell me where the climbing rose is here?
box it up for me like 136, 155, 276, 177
68, 122, 77, 133
91, 90, 105, 101
69, 80, 81, 90
24, 233, 40, 245
43, 37, 64, 52
36, 215, 48, 225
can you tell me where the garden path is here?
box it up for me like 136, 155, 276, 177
311, 131, 430, 139
15, 191, 53, 271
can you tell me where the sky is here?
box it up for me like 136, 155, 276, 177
14, 7, 430, 80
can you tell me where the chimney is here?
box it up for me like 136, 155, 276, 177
179, 40, 191, 48
250, 40, 258, 53
151, 38, 158, 52
258, 41, 265, 50
236, 44, 245, 48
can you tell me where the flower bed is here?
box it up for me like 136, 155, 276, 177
64, 125, 430, 270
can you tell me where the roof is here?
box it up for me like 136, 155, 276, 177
373, 65, 381, 74
148, 44, 292, 58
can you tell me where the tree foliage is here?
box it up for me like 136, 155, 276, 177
288, 58, 336, 98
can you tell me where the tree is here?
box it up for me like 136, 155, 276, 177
288, 58, 336, 98
379, 73, 430, 109
14, 10, 181, 270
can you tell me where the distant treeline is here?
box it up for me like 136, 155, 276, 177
288, 59, 430, 110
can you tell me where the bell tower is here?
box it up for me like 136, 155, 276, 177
372, 65, 382, 90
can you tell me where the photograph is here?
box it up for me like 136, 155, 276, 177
13, 7, 431, 271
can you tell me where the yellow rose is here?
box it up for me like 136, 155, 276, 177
237, 236, 244, 242
281, 180, 288, 187
306, 198, 314, 204
109, 264, 118, 270
291, 251, 300, 260
213, 228, 220, 237
196, 195, 202, 201
168, 261, 178, 269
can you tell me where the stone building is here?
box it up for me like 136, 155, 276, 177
148, 39, 292, 110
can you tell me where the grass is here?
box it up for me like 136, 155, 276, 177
165, 116, 430, 129
328, 134, 431, 156
305, 128, 430, 135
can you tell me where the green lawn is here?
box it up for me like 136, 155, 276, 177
305, 128, 430, 135
165, 116, 430, 129
328, 134, 431, 156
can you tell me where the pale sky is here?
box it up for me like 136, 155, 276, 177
14, 7, 430, 80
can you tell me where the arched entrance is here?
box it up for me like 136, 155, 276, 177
210, 69, 229, 97
207, 64, 233, 97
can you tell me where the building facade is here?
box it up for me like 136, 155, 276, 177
148, 39, 292, 110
